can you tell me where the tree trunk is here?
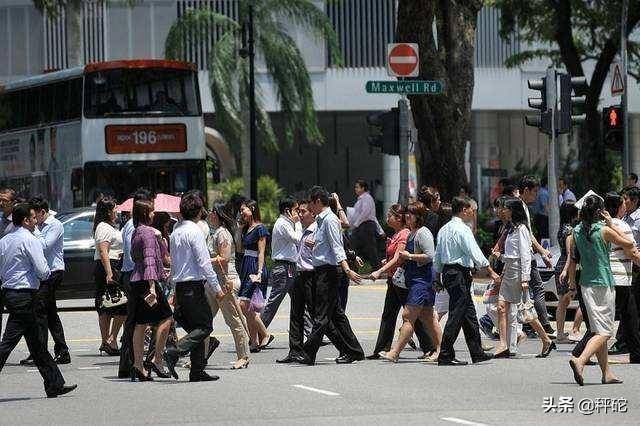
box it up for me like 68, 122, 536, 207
396, 0, 482, 201
65, 1, 83, 67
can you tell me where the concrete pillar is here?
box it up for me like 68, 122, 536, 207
383, 154, 400, 213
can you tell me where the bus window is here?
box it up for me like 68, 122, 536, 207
84, 68, 200, 118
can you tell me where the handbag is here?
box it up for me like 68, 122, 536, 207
516, 293, 537, 324
483, 280, 500, 305
249, 288, 266, 313
392, 267, 407, 289
100, 281, 128, 310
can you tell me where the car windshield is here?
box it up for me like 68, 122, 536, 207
84, 68, 200, 118
59, 213, 95, 242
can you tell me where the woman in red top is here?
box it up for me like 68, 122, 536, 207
366, 204, 434, 359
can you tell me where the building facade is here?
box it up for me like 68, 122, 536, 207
1, 0, 639, 209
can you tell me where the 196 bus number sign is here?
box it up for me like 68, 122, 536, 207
105, 124, 187, 154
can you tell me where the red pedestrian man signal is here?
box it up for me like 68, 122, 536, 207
609, 109, 619, 127
387, 43, 419, 77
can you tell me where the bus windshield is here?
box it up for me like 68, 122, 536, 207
83, 68, 200, 118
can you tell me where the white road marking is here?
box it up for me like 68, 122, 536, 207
27, 369, 39, 373
292, 384, 340, 396
78, 366, 101, 370
441, 417, 490, 426
73, 348, 91, 352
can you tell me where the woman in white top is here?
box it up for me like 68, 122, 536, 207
494, 198, 554, 358
93, 196, 126, 356
604, 192, 640, 362
205, 203, 251, 369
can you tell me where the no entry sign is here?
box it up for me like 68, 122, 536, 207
387, 43, 419, 77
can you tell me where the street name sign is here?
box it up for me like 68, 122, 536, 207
387, 43, 419, 77
366, 80, 444, 95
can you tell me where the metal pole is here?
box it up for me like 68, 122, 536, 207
547, 68, 560, 247
398, 97, 409, 204
248, 4, 257, 201
622, 0, 630, 176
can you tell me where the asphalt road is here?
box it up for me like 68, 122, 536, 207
1, 283, 639, 425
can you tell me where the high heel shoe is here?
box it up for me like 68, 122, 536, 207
536, 341, 557, 358
99, 343, 120, 356
231, 358, 250, 370
494, 349, 510, 359
144, 361, 171, 378
130, 366, 153, 382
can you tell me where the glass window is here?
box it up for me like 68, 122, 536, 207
62, 215, 95, 242
84, 68, 201, 118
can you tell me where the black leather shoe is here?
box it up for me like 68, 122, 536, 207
543, 325, 556, 337
46, 384, 78, 398
494, 349, 510, 359
608, 342, 629, 355
259, 335, 275, 350
291, 354, 314, 365
54, 352, 71, 365
19, 355, 35, 366
335, 354, 364, 364
365, 354, 381, 360
189, 372, 220, 382
276, 355, 296, 364
438, 358, 468, 366
472, 352, 494, 364
163, 350, 179, 380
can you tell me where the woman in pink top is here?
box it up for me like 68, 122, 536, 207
366, 204, 434, 359
129, 200, 173, 381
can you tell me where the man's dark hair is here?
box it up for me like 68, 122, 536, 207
278, 196, 298, 214
308, 186, 330, 206
460, 184, 472, 196
180, 193, 204, 221
502, 185, 517, 197
541, 177, 548, 187
498, 178, 511, 187
451, 196, 471, 215
630, 173, 638, 183
355, 179, 369, 192
133, 187, 155, 203
29, 196, 49, 213
622, 186, 640, 201
12, 203, 33, 227
604, 193, 622, 219
518, 175, 539, 192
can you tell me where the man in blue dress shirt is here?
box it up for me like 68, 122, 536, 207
0, 203, 76, 397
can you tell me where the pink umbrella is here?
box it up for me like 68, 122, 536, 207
116, 193, 181, 213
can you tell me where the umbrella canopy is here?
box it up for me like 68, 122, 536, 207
116, 193, 181, 213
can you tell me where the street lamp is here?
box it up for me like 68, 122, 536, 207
239, 2, 257, 201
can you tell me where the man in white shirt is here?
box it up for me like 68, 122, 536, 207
261, 197, 302, 329
18, 197, 70, 366
0, 203, 76, 398
347, 179, 383, 270
164, 193, 225, 382
0, 187, 17, 340
558, 178, 577, 204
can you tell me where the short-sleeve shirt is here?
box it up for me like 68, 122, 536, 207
412, 226, 435, 264
94, 221, 123, 260
386, 228, 410, 276
211, 226, 239, 279
243, 224, 269, 252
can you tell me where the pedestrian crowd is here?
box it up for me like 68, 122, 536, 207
0, 174, 639, 397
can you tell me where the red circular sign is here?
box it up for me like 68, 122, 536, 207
388, 44, 418, 76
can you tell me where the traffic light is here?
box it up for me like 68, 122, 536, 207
558, 74, 586, 134
525, 68, 555, 135
366, 108, 399, 155
603, 105, 623, 151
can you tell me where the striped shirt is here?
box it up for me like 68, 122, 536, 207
610, 218, 633, 287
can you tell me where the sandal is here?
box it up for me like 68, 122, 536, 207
379, 351, 399, 363
231, 358, 250, 370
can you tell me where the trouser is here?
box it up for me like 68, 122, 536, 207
118, 271, 135, 376
0, 289, 65, 394
438, 265, 484, 361
529, 261, 551, 328
205, 284, 249, 360
372, 282, 434, 354
618, 267, 640, 347
169, 281, 213, 375
289, 271, 315, 357
32, 271, 68, 356
260, 261, 296, 328
351, 221, 380, 270
303, 265, 364, 362
338, 270, 349, 312
572, 285, 594, 358
612, 286, 640, 362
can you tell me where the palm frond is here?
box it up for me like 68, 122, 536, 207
165, 8, 238, 61
257, 0, 342, 65
258, 22, 323, 146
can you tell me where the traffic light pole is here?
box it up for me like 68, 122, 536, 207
622, 0, 630, 176
546, 68, 560, 248
398, 96, 410, 205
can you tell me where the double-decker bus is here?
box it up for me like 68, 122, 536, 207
0, 59, 216, 211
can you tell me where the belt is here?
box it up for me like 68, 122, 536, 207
2, 287, 38, 293
244, 249, 259, 257
315, 264, 339, 270
273, 259, 296, 265
175, 280, 205, 287
443, 264, 471, 272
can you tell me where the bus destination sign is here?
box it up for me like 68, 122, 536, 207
105, 124, 187, 154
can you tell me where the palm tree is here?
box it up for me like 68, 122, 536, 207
164, 0, 341, 151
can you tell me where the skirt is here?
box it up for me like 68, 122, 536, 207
238, 254, 268, 300
130, 280, 173, 325
405, 280, 435, 308
499, 258, 524, 304
581, 285, 615, 336
94, 259, 127, 316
